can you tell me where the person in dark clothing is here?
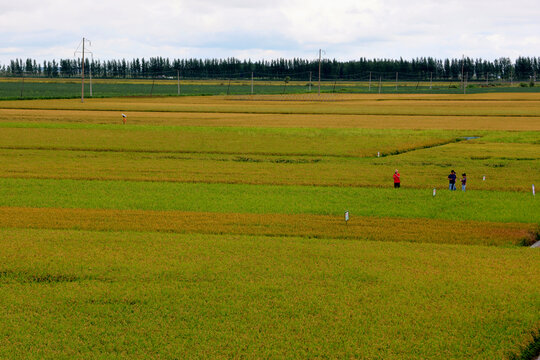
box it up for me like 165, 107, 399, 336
393, 170, 400, 188
461, 173, 467, 191
448, 170, 457, 190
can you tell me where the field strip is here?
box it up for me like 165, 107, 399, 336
2, 105, 540, 118
0, 136, 462, 158
2, 109, 539, 130
1, 178, 538, 223
0, 173, 533, 192
226, 93, 540, 101
227, 94, 540, 101
0, 126, 464, 158
1, 97, 540, 117
0, 145, 363, 158
0, 207, 535, 246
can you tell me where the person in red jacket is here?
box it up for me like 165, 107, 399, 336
393, 169, 400, 188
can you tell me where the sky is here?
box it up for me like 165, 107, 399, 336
1, 0, 539, 65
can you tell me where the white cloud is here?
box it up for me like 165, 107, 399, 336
0, 0, 539, 65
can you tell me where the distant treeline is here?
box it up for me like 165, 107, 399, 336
1, 56, 539, 81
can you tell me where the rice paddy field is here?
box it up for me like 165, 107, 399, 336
0, 93, 539, 359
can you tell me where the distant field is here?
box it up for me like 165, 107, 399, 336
0, 93, 538, 359
1, 77, 540, 100
1, 108, 540, 130
3, 93, 540, 118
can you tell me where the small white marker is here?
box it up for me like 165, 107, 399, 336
533, 184, 536, 196
433, 188, 436, 197
377, 152, 380, 157
483, 175, 486, 181
345, 210, 349, 224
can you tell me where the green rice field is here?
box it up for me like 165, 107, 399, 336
1, 77, 540, 100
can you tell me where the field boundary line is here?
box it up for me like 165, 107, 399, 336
377, 137, 469, 157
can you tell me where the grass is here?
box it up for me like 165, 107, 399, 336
0, 228, 538, 359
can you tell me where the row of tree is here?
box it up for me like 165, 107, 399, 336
1, 56, 539, 81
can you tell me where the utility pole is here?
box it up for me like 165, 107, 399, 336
20, 72, 24, 98
461, 55, 465, 92
88, 52, 93, 97
81, 38, 85, 102
318, 49, 322, 96
378, 76, 382, 94
74, 38, 91, 102
251, 72, 254, 95
177, 70, 180, 95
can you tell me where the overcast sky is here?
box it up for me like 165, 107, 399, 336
1, 0, 539, 65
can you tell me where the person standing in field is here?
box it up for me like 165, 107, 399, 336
461, 173, 467, 191
393, 169, 400, 188
448, 170, 457, 191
